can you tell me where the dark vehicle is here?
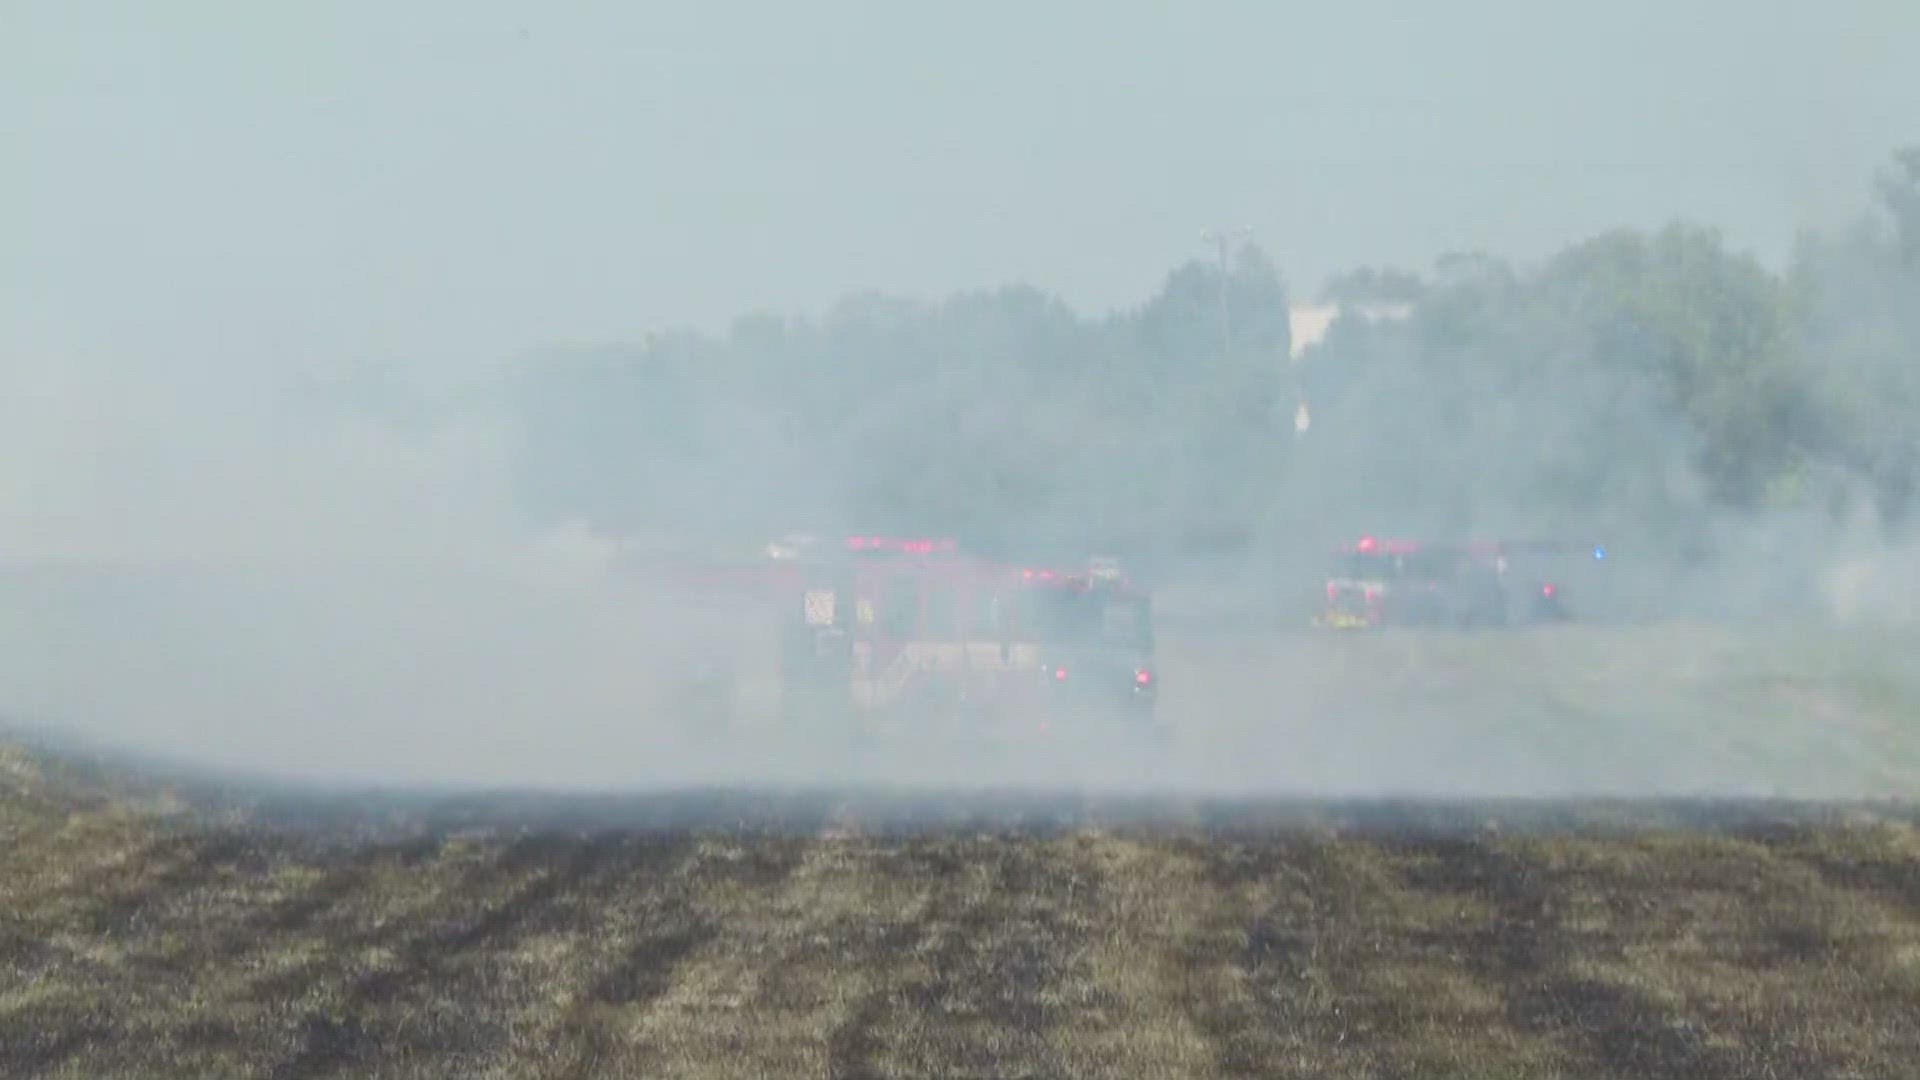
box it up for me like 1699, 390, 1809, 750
779, 537, 1159, 738
1495, 540, 1612, 624
1023, 567, 1158, 727
1528, 577, 1572, 622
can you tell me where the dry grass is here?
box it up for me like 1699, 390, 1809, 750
4, 745, 1920, 1078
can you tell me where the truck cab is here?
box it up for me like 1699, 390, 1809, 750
1022, 569, 1157, 721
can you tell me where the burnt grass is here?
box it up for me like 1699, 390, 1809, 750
4, 750, 1920, 1077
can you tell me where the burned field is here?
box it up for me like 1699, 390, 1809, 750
4, 743, 1919, 1078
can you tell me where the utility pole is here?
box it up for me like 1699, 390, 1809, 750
1201, 226, 1250, 358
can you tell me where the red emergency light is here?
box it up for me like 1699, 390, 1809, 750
1348, 536, 1421, 555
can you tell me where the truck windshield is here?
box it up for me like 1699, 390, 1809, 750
1023, 586, 1151, 648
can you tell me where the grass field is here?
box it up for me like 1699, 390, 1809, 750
9, 618, 1920, 799
5, 739, 1920, 1078
5, 554, 1918, 796
7, 578, 1920, 1076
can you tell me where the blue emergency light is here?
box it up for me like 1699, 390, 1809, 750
1593, 545, 1606, 561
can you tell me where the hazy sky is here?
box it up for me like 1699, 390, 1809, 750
7, 1, 1918, 376
4, 2, 1918, 787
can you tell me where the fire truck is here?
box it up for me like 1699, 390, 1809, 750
1314, 535, 1583, 628
779, 536, 1160, 738
1315, 536, 1513, 628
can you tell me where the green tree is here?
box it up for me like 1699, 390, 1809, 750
1790, 146, 1920, 526
1540, 225, 1811, 509
1321, 265, 1426, 303
1878, 145, 1920, 269
1290, 226, 1814, 528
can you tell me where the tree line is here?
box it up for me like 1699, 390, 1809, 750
508, 148, 1920, 554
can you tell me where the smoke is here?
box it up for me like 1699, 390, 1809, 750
0, 357, 506, 565
0, 354, 652, 786
8, 165, 1920, 802
1820, 536, 1920, 627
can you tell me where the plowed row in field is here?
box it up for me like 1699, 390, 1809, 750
4, 745, 1919, 1078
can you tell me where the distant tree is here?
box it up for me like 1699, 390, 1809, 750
1790, 146, 1920, 527
1539, 225, 1812, 509
1287, 224, 1814, 525
1320, 265, 1426, 303
501, 155, 1920, 550
1226, 245, 1293, 359
1126, 244, 1291, 515
1877, 145, 1920, 268
1432, 251, 1516, 289
1135, 258, 1227, 373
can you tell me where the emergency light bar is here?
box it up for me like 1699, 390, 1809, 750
1346, 536, 1422, 555
844, 536, 958, 554
1343, 537, 1613, 561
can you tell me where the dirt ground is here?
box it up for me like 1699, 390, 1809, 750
1147, 625, 1920, 799
4, 741, 1920, 1079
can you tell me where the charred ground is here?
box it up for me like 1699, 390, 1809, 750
5, 741, 1920, 1079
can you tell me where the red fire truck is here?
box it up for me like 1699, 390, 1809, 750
1315, 536, 1511, 628
1314, 535, 1576, 628
780, 536, 1160, 739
